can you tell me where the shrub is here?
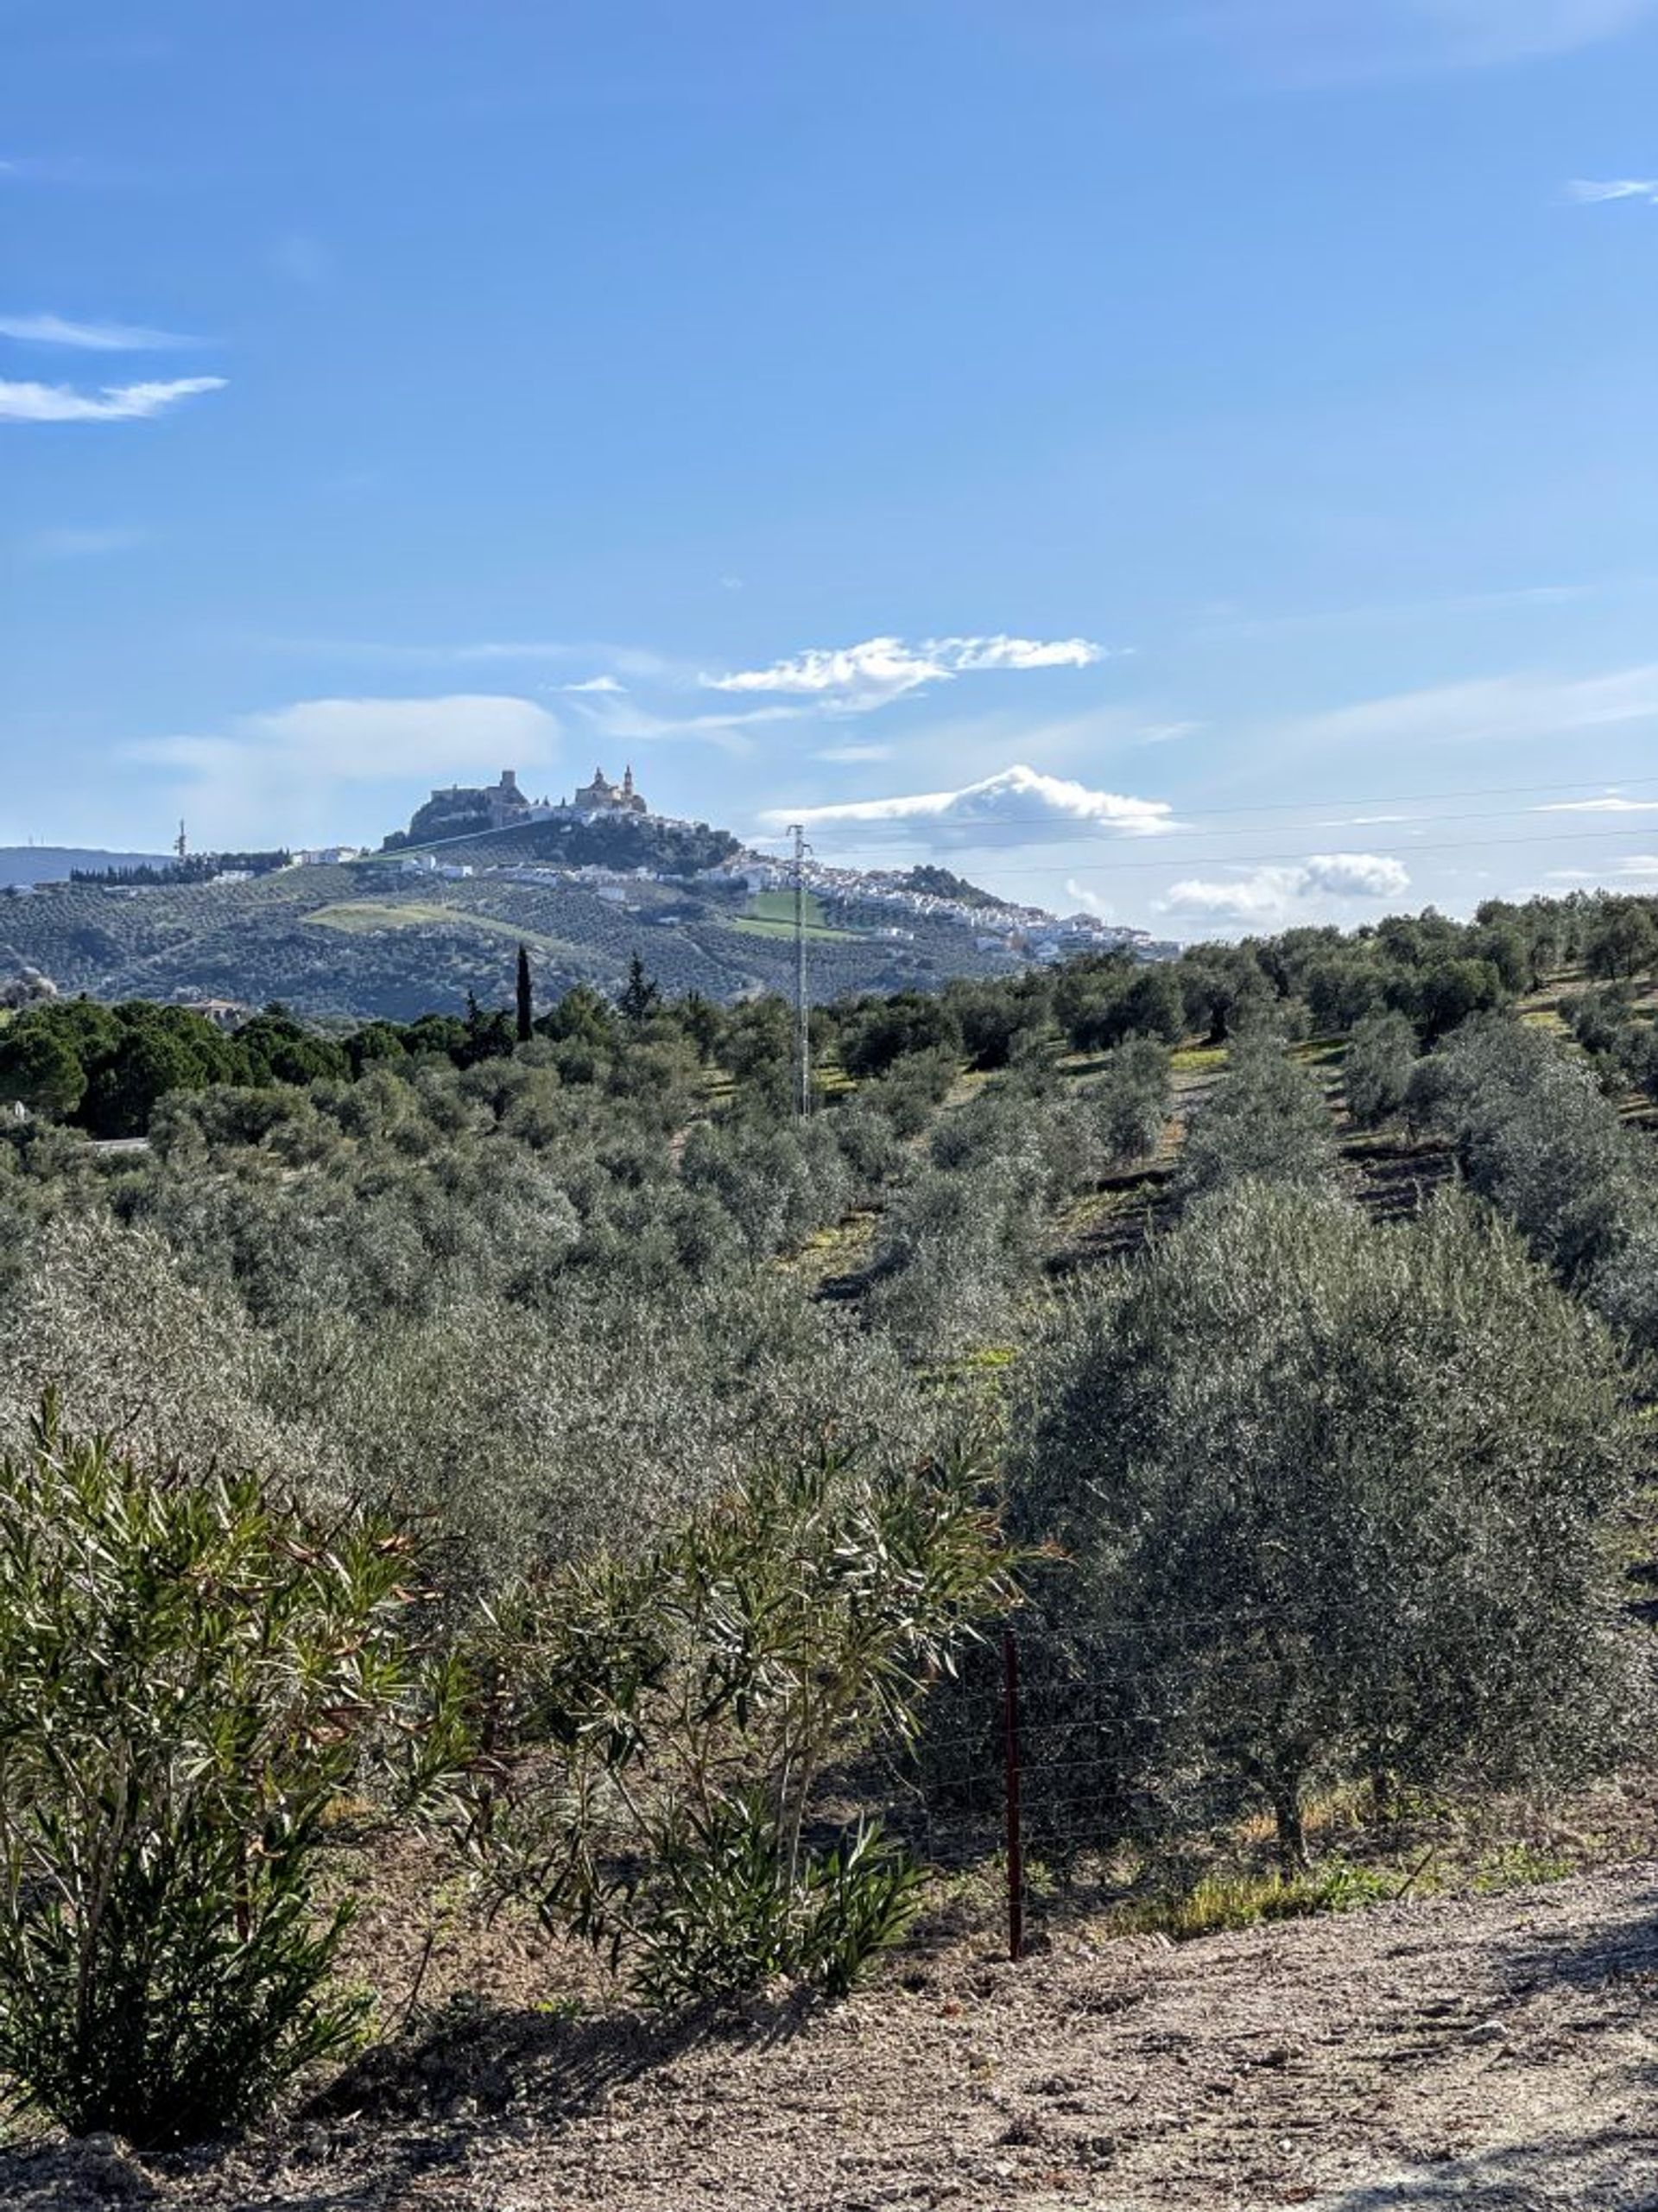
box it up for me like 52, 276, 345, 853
484, 1446, 1016, 2007
0, 1404, 462, 2144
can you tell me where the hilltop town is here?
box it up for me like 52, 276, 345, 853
0, 766, 1172, 1024
379, 765, 1167, 963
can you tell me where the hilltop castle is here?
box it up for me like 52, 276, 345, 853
394, 764, 650, 849
421, 768, 542, 833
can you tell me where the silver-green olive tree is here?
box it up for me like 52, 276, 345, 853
1342, 1009, 1417, 1129
1173, 1037, 1340, 1207
1010, 1181, 1641, 1866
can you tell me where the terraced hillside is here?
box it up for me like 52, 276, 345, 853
0, 857, 1027, 1021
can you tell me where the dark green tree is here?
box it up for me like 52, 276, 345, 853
618, 952, 661, 1029
516, 943, 534, 1045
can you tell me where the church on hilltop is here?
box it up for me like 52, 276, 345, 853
572, 764, 647, 814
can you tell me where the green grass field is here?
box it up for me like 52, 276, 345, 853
304, 901, 602, 965
731, 888, 856, 942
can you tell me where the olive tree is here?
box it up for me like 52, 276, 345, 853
1342, 1009, 1416, 1129
1010, 1181, 1640, 1866
1173, 1036, 1340, 1207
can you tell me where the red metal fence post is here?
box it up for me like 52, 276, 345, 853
1003, 1624, 1024, 1962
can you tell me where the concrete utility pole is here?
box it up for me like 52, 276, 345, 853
790, 821, 812, 1117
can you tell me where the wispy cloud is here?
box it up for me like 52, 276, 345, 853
764, 764, 1174, 840
271, 234, 332, 286
1567, 178, 1658, 203
1194, 0, 1658, 79
254, 636, 690, 682
0, 376, 225, 423
814, 742, 894, 764
1281, 665, 1658, 755
1193, 579, 1621, 645
0, 311, 199, 350
705, 633, 1109, 713
126, 694, 561, 846
0, 155, 95, 185
1548, 854, 1658, 883
22, 524, 149, 561
1161, 852, 1410, 924
1134, 719, 1204, 747
1535, 794, 1658, 812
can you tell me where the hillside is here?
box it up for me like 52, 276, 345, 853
0, 827, 1130, 1022
0, 847, 168, 890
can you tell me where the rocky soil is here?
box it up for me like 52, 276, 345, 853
5, 1860, 1657, 2211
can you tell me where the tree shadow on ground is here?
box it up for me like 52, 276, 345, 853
0, 1989, 827, 2212
1319, 2125, 1658, 2210
1321, 1881, 1658, 2212
1496, 1881, 1658, 1995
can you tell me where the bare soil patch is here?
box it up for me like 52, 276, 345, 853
6, 1860, 1658, 2211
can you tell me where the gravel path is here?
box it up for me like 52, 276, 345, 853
7, 1862, 1657, 2211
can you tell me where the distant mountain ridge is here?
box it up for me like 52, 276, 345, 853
0, 847, 168, 889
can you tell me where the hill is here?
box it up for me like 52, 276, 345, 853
0, 846, 168, 890
0, 814, 1155, 1021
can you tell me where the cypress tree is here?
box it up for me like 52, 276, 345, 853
516, 944, 533, 1045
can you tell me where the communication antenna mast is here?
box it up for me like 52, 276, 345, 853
174, 820, 188, 862
790, 821, 812, 1117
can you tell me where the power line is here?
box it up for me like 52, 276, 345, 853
789, 822, 812, 1118
788, 825, 1658, 878
748, 768, 1658, 846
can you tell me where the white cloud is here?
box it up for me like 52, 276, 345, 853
558, 675, 626, 694
765, 764, 1175, 839
0, 311, 197, 350
1161, 852, 1409, 923
1535, 795, 1658, 812
1301, 852, 1412, 897
1066, 878, 1114, 918
1567, 178, 1658, 203
705, 633, 1107, 712
814, 742, 895, 764
1550, 854, 1658, 883
0, 376, 225, 422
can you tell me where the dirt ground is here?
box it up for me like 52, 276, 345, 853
5, 1859, 1657, 2212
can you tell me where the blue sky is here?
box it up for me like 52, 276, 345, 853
6, 0, 1658, 935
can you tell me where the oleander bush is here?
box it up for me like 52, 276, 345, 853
0, 1403, 465, 2145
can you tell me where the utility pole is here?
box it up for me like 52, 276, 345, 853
790, 821, 811, 1117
